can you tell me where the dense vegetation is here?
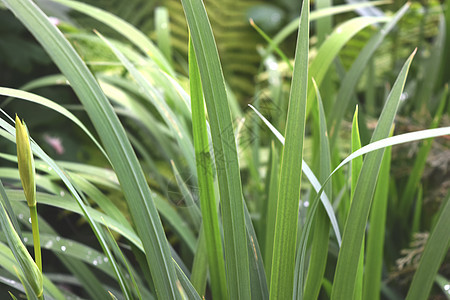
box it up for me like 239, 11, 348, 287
0, 0, 449, 299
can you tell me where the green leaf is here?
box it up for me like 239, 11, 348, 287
302, 79, 332, 300
328, 3, 409, 141
244, 201, 269, 300
363, 128, 393, 300
263, 142, 279, 281
0, 87, 108, 160
398, 86, 448, 216
96, 32, 197, 180
269, 0, 309, 298
190, 226, 208, 296
406, 191, 450, 300
180, 0, 250, 298
307, 16, 390, 116
0, 180, 22, 239
189, 36, 227, 299
0, 201, 42, 298
0, 0, 183, 298
248, 104, 341, 245
265, 0, 390, 57
170, 160, 201, 230
0, 119, 136, 300
350, 107, 364, 300
331, 49, 416, 300
51, 0, 174, 76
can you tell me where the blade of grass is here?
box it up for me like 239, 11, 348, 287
0, 87, 108, 159
415, 13, 445, 113
0, 245, 37, 299
250, 19, 293, 71
331, 49, 416, 300
175, 263, 202, 300
189, 36, 227, 300
13, 266, 39, 300
411, 185, 423, 234
1, 1, 185, 297
13, 199, 129, 299
307, 16, 390, 116
406, 190, 450, 300
248, 104, 341, 245
51, 0, 174, 76
170, 160, 201, 230
262, 96, 448, 300
36, 158, 195, 253
103, 222, 143, 300
5, 152, 197, 254
190, 225, 208, 296
398, 86, 448, 216
180, 0, 250, 297
328, 3, 409, 141
0, 191, 42, 299
264, 0, 391, 57
0, 151, 133, 300
302, 79, 332, 300
269, 0, 309, 297
363, 132, 392, 300
0, 180, 22, 239
96, 32, 197, 179
263, 142, 279, 281
2, 230, 112, 279
438, 0, 450, 88
351, 107, 364, 300
333, 125, 450, 173
435, 274, 450, 297
243, 201, 269, 300
351, 107, 363, 201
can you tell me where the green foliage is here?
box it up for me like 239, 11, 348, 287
0, 0, 448, 299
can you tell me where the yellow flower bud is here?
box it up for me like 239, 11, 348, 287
15, 115, 36, 207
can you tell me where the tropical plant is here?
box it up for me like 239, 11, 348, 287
0, 0, 448, 299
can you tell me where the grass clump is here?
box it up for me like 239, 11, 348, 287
0, 0, 448, 299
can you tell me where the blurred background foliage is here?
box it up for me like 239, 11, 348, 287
1, 0, 446, 101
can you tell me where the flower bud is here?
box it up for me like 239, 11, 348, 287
15, 115, 36, 207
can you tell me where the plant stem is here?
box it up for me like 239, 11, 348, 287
29, 206, 42, 273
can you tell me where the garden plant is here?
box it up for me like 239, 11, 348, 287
0, 0, 449, 299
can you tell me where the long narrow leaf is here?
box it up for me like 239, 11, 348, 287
265, 0, 390, 57
351, 107, 364, 300
244, 201, 269, 299
398, 87, 448, 215
263, 142, 279, 281
302, 80, 332, 300
0, 87, 108, 159
1, 1, 183, 298
180, 0, 250, 298
406, 191, 450, 300
189, 37, 228, 299
249, 104, 341, 245
331, 49, 416, 300
328, 3, 409, 140
96, 32, 197, 179
363, 129, 393, 300
307, 16, 390, 116
51, 0, 174, 76
269, 0, 309, 298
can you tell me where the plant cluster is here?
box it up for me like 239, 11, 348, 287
0, 0, 448, 299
